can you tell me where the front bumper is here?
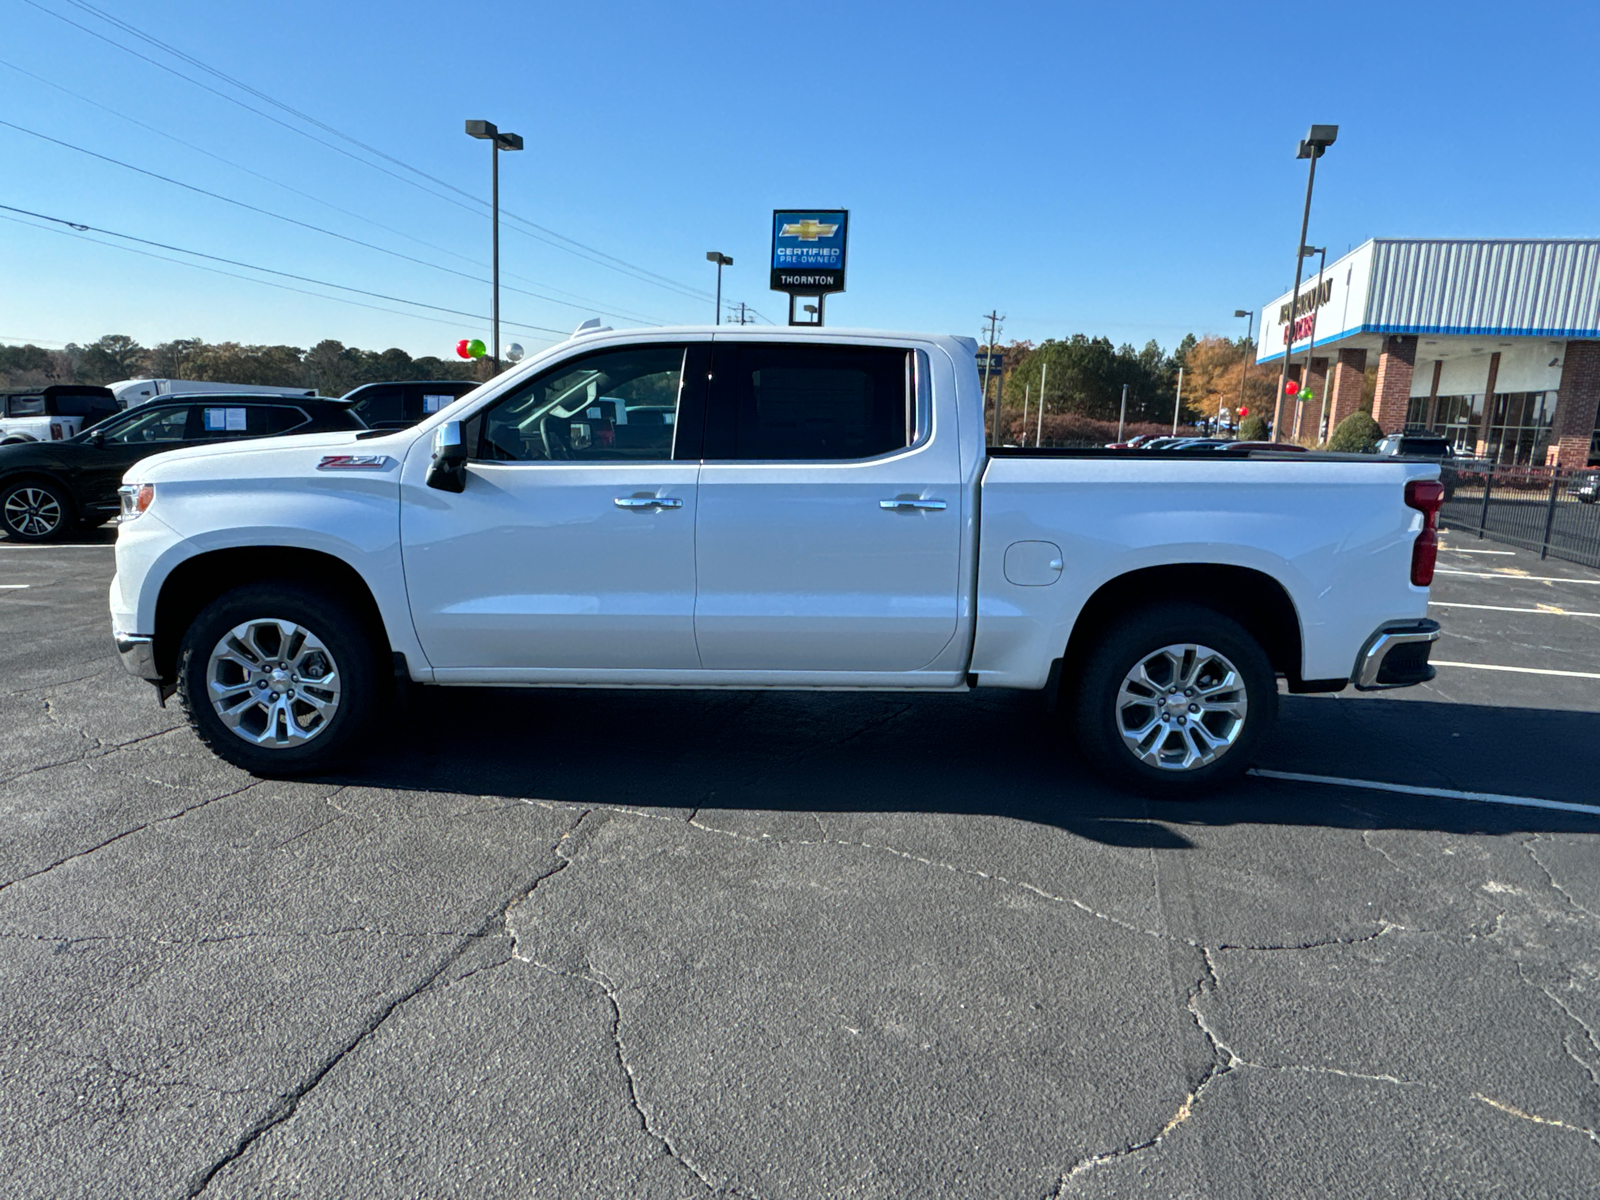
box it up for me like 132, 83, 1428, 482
114, 632, 162, 682
1352, 619, 1440, 690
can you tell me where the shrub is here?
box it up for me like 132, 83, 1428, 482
1236, 414, 1268, 442
1327, 410, 1383, 453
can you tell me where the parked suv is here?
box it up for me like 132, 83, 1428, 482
0, 385, 119, 444
0, 393, 364, 541
1376, 432, 1458, 499
340, 380, 479, 431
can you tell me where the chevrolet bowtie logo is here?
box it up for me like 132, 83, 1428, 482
780, 219, 838, 241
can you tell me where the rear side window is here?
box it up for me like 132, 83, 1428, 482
6, 395, 45, 417
52, 395, 110, 417
198, 405, 309, 438
706, 344, 911, 461
349, 386, 405, 426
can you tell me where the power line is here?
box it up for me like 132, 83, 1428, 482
0, 118, 664, 325
0, 202, 570, 336
20, 0, 717, 303
0, 56, 668, 327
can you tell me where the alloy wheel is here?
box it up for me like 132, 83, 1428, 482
1114, 642, 1249, 771
205, 618, 342, 748
3, 487, 63, 538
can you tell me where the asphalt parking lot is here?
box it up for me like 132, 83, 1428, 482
3, 528, 1599, 1198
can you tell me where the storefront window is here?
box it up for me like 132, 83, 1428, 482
1484, 391, 1555, 465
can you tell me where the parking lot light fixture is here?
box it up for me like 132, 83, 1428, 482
706, 252, 733, 325
1272, 124, 1337, 442
466, 120, 523, 369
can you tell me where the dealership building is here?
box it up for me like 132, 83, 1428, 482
1255, 239, 1600, 465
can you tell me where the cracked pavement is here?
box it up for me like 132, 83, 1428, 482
2, 535, 1599, 1197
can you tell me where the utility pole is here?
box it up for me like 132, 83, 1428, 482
1272, 124, 1338, 442
1020, 384, 1030, 447
982, 310, 1004, 445
1117, 383, 1128, 443
1036, 360, 1047, 447
1171, 366, 1185, 436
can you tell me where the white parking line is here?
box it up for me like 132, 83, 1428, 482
1250, 769, 1600, 817
1432, 601, 1600, 618
1435, 569, 1600, 584
0, 584, 29, 589
1441, 548, 1517, 555
1433, 659, 1600, 680
0, 543, 114, 550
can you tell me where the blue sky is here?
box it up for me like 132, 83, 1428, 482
2, 0, 1595, 359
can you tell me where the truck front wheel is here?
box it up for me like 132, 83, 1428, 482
177, 583, 380, 777
1072, 603, 1276, 796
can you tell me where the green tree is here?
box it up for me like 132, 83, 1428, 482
1327, 410, 1383, 453
147, 338, 205, 378
76, 334, 149, 384
1237, 413, 1268, 441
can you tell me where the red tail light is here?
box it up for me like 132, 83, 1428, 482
1405, 478, 1445, 586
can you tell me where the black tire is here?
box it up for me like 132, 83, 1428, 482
1, 478, 73, 542
1071, 602, 1277, 797
178, 583, 380, 777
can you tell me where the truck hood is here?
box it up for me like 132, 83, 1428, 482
123, 427, 420, 485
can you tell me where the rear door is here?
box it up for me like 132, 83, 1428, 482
692, 341, 964, 674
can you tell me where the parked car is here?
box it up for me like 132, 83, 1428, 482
110, 379, 318, 408
340, 380, 480, 431
1569, 471, 1600, 504
0, 385, 119, 444
109, 327, 1443, 795
1376, 432, 1458, 499
0, 393, 363, 542
1213, 440, 1309, 453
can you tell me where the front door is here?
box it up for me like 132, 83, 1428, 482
693, 341, 964, 674
72, 404, 195, 513
402, 341, 707, 672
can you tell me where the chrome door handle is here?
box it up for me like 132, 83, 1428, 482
879, 498, 947, 511
614, 496, 684, 510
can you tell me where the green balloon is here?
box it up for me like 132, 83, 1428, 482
468, 338, 487, 358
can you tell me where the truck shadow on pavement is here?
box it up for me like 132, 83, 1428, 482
328, 685, 1600, 848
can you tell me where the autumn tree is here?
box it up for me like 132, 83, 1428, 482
1173, 336, 1278, 423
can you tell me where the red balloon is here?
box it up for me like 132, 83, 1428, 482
1284, 380, 1299, 396
456, 339, 472, 359
1239, 407, 1249, 417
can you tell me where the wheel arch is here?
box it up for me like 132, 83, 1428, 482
1060, 563, 1306, 694
153, 546, 391, 682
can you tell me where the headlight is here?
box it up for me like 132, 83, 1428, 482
118, 483, 154, 521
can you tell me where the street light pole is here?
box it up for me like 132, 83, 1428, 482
706, 252, 732, 324
1233, 309, 1253, 433
1272, 124, 1337, 442
1299, 244, 1327, 441
465, 120, 523, 371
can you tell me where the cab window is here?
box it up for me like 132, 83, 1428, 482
470, 345, 687, 462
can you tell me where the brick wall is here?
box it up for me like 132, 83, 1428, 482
1328, 347, 1367, 433
1548, 340, 1600, 466
1371, 336, 1416, 434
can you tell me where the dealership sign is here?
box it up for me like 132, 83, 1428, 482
1256, 241, 1376, 364
771, 209, 848, 294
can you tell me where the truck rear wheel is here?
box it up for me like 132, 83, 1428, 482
178, 583, 379, 777
1072, 603, 1276, 796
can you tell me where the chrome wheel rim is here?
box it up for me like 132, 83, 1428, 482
4, 487, 62, 537
1115, 642, 1248, 772
206, 618, 341, 748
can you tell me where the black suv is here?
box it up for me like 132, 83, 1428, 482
340, 380, 478, 431
1376, 432, 1458, 499
0, 394, 364, 541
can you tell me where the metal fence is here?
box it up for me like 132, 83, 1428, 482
1439, 463, 1600, 569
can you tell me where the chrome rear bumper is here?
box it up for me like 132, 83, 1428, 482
1353, 619, 1440, 690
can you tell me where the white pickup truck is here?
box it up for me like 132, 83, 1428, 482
109, 326, 1442, 793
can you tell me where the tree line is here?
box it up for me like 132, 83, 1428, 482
0, 334, 486, 395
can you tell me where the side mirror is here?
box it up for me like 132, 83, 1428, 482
426, 420, 467, 493
88, 429, 106, 447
